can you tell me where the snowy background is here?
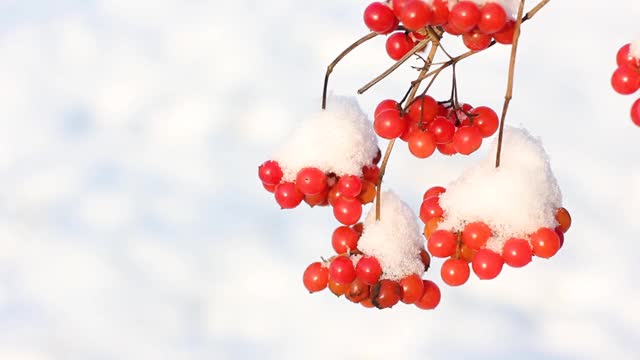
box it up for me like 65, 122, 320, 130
0, 0, 639, 359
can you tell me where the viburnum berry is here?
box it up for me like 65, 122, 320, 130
493, 20, 515, 44
327, 185, 343, 207
452, 125, 483, 155
437, 142, 457, 155
400, 274, 424, 304
353, 222, 364, 236
391, 0, 411, 17
428, 116, 456, 144
332, 226, 360, 254
443, 22, 463, 36
428, 229, 457, 258
360, 297, 375, 308
611, 66, 640, 95
386, 32, 415, 61
459, 243, 477, 263
463, 30, 492, 51
262, 182, 277, 193
372, 147, 382, 165
419, 248, 431, 271
617, 43, 640, 70
530, 227, 561, 258
358, 180, 377, 204
275, 182, 304, 209
423, 186, 446, 200
396, 0, 432, 31
346, 278, 370, 303
408, 95, 439, 125
356, 256, 383, 285
470, 106, 499, 137
441, 258, 470, 286
304, 189, 329, 207
328, 278, 351, 297
449, 1, 481, 33
362, 165, 381, 183
337, 175, 363, 198
423, 216, 443, 239
631, 98, 640, 127
375, 99, 399, 117
555, 227, 565, 249
296, 167, 327, 195
371, 279, 402, 309
374, 107, 408, 138
472, 249, 504, 280
415, 280, 441, 310
502, 238, 533, 268
407, 130, 437, 158
419, 196, 443, 223
329, 256, 357, 284
303, 262, 329, 293
431, 0, 450, 26
462, 221, 492, 250
555, 207, 572, 233
332, 197, 363, 225
363, 2, 398, 35
478, 2, 507, 34
258, 160, 283, 185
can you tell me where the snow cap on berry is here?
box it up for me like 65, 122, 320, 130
358, 191, 425, 280
438, 127, 562, 253
631, 39, 640, 60
273, 95, 378, 181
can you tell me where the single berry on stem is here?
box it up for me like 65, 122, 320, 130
478, 2, 507, 34
472, 249, 504, 280
356, 256, 383, 285
303, 262, 329, 293
470, 106, 499, 137
364, 2, 398, 35
502, 238, 533, 268
530, 227, 561, 258
441, 258, 470, 286
453, 125, 483, 155
296, 167, 328, 195
396, 0, 432, 31
408, 130, 437, 158
329, 256, 357, 284
371, 279, 402, 309
463, 30, 492, 51
275, 182, 304, 209
258, 160, 283, 185
428, 229, 457, 258
386, 32, 416, 61
449, 1, 481, 33
337, 175, 363, 198
333, 197, 363, 225
611, 66, 640, 95
331, 226, 360, 254
555, 207, 572, 233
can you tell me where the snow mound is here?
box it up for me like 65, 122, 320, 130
359, 191, 425, 280
273, 95, 378, 181
439, 127, 562, 253
631, 39, 640, 60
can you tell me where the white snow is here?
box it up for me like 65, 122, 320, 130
438, 127, 562, 253
273, 95, 378, 181
631, 39, 640, 60
358, 191, 425, 280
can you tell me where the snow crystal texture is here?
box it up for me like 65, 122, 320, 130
438, 127, 562, 253
273, 95, 378, 181
631, 39, 640, 60
358, 191, 425, 280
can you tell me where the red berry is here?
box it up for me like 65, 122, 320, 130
337, 175, 363, 198
346, 278, 370, 303
502, 238, 532, 268
427, 229, 457, 258
362, 165, 380, 183
555, 207, 572, 233
295, 167, 327, 195
419, 248, 431, 272
431, 0, 450, 25
428, 116, 456, 144
328, 278, 350, 297
415, 280, 441, 310
478, 2, 507, 34
470, 106, 499, 137
371, 279, 402, 309
452, 125, 483, 155
327, 185, 343, 206
493, 20, 514, 44
462, 222, 492, 250
375, 99, 399, 118
303, 262, 329, 293
463, 30, 492, 51
364, 2, 398, 35
331, 226, 360, 254
423, 186, 446, 200
419, 196, 443, 223
612, 66, 640, 95
372, 147, 382, 164
631, 98, 640, 127
374, 108, 408, 138
400, 274, 424, 304
304, 189, 329, 207
617, 43, 640, 70
329, 256, 356, 284
437, 142, 457, 155
360, 297, 375, 308
555, 227, 565, 249
407, 130, 437, 158
258, 160, 283, 185
396, 0, 432, 31
530, 227, 561, 258
443, 22, 463, 36
262, 182, 277, 193
408, 95, 438, 125
275, 182, 304, 209
385, 32, 415, 60
472, 249, 504, 280
358, 180, 377, 204
449, 1, 481, 33
356, 256, 383, 285
441, 258, 470, 286
332, 197, 363, 225
391, 0, 411, 17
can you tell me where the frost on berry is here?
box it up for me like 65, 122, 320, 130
273, 95, 378, 181
631, 39, 640, 60
358, 191, 425, 280
438, 127, 563, 253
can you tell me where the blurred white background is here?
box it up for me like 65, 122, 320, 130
0, 0, 639, 359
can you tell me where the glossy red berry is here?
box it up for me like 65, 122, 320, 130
356, 256, 383, 285
472, 249, 504, 280
431, 0, 450, 25
407, 130, 437, 158
452, 125, 483, 155
408, 95, 438, 125
478, 2, 507, 34
275, 182, 304, 209
374, 107, 408, 138
332, 197, 363, 225
258, 160, 283, 185
530, 227, 561, 258
400, 274, 424, 304
611, 66, 640, 95
449, 1, 481, 33
502, 238, 533, 268
295, 167, 327, 195
428, 116, 456, 144
437, 142, 457, 155
303, 262, 329, 293
337, 175, 363, 198
470, 106, 499, 137
364, 2, 398, 34
328, 278, 350, 297
375, 99, 399, 117
304, 189, 329, 207
423, 186, 446, 200
415, 280, 441, 310
441, 258, 470, 286
462, 222, 492, 250
331, 226, 360, 254
362, 165, 381, 183
493, 20, 514, 44
463, 30, 492, 51
371, 279, 402, 309
396, 0, 432, 31
555, 207, 572, 233
419, 196, 443, 223
385, 32, 415, 60
617, 43, 640, 70
346, 278, 370, 303
329, 256, 357, 284
419, 248, 431, 272
427, 229, 457, 258
631, 98, 640, 127
262, 182, 277, 193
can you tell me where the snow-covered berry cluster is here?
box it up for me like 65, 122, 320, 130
364, 0, 519, 60
611, 41, 640, 127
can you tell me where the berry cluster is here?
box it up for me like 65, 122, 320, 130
611, 42, 640, 127
374, 96, 499, 157
364, 0, 517, 60
302, 225, 441, 310
419, 185, 572, 286
258, 155, 380, 225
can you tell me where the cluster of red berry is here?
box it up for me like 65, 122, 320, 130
302, 225, 441, 310
258, 155, 381, 224
419, 185, 572, 286
364, 0, 516, 60
374, 96, 499, 157
611, 43, 640, 127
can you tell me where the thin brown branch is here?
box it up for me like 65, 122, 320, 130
322, 32, 378, 109
523, 0, 550, 21
495, 0, 526, 168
